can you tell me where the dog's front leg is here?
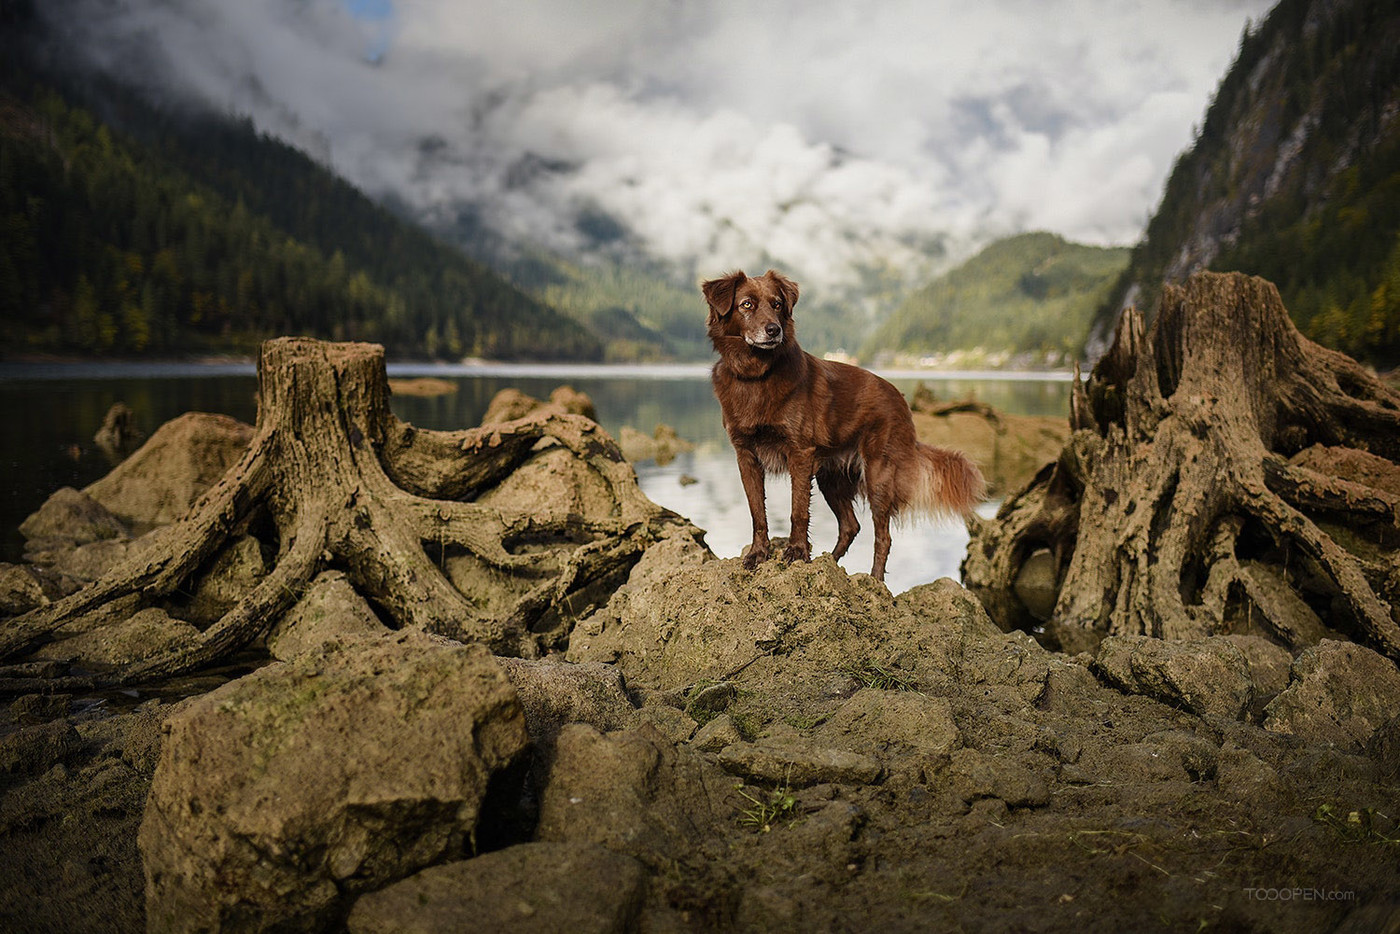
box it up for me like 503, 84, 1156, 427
784, 447, 814, 563
736, 446, 770, 569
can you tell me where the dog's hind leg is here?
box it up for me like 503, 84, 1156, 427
864, 456, 898, 581
817, 469, 860, 559
870, 503, 893, 581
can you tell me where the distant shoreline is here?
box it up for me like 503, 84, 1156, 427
0, 359, 1079, 383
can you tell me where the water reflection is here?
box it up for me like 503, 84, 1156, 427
0, 363, 1068, 592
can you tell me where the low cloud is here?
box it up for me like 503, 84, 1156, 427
41, 0, 1272, 289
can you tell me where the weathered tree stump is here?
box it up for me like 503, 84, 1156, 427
963, 272, 1400, 660
0, 338, 686, 684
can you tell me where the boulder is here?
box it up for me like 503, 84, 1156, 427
496, 657, 634, 748
35, 606, 198, 667
568, 556, 903, 691
85, 412, 254, 528
479, 386, 597, 426
474, 447, 620, 534
0, 719, 82, 775
813, 688, 961, 761
94, 401, 146, 463
536, 723, 726, 866
20, 487, 128, 550
942, 747, 1052, 809
182, 534, 267, 626
617, 423, 695, 466
1215, 742, 1286, 800
444, 440, 656, 645
547, 386, 598, 421
717, 741, 883, 787
139, 632, 528, 933
10, 693, 70, 725
1263, 640, 1400, 752
690, 713, 744, 753
1219, 634, 1294, 698
47, 537, 141, 583
686, 680, 737, 721
0, 562, 53, 615
628, 704, 698, 745
346, 842, 644, 934
571, 561, 1089, 763
265, 570, 390, 660
1093, 635, 1253, 720
910, 407, 1069, 498
479, 388, 542, 424
1366, 713, 1400, 779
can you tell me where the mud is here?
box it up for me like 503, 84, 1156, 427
3, 553, 1396, 932
1, 384, 1397, 932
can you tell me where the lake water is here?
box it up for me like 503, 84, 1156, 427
0, 362, 1072, 594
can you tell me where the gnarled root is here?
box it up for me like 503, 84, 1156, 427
964, 272, 1400, 660
1, 338, 691, 686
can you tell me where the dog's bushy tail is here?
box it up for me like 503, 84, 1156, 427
899, 443, 986, 519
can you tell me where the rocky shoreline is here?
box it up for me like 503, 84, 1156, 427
2, 378, 1398, 933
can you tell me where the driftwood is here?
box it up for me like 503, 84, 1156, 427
963, 272, 1400, 660
910, 384, 1005, 427
0, 338, 684, 685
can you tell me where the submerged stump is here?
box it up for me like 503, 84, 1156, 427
964, 272, 1400, 659
0, 338, 685, 684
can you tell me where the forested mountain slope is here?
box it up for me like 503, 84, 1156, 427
863, 233, 1128, 366
1092, 0, 1400, 366
0, 11, 601, 361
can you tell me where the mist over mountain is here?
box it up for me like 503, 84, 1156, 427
0, 5, 602, 361
30, 0, 1268, 313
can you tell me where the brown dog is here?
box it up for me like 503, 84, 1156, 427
702, 269, 985, 581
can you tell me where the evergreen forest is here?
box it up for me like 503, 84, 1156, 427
1099, 0, 1400, 366
863, 233, 1129, 365
0, 44, 601, 361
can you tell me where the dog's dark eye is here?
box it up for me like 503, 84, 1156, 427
772, 301, 782, 310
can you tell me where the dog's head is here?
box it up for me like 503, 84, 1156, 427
701, 270, 800, 352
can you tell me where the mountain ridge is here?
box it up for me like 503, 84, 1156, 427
863, 232, 1129, 367
0, 6, 603, 362
1092, 0, 1400, 366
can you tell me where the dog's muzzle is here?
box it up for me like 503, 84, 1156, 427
746, 324, 784, 350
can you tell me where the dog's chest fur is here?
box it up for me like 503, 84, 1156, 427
714, 357, 862, 477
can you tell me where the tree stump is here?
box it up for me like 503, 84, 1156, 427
0, 338, 690, 685
963, 272, 1400, 660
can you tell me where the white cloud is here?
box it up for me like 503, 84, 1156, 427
42, 0, 1274, 289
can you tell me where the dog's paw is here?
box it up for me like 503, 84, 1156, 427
741, 545, 769, 569
782, 543, 811, 564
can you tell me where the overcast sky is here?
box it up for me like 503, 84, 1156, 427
47, 0, 1275, 288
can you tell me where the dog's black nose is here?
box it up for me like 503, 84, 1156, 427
765, 323, 782, 339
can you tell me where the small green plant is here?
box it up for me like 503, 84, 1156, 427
735, 783, 797, 833
842, 659, 920, 693
782, 713, 827, 732
689, 706, 720, 729
727, 708, 763, 741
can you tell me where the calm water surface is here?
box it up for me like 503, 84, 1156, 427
0, 362, 1071, 593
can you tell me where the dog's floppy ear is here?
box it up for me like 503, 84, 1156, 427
764, 269, 799, 312
701, 271, 746, 321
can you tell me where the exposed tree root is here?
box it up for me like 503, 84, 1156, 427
963, 272, 1400, 660
0, 338, 687, 686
